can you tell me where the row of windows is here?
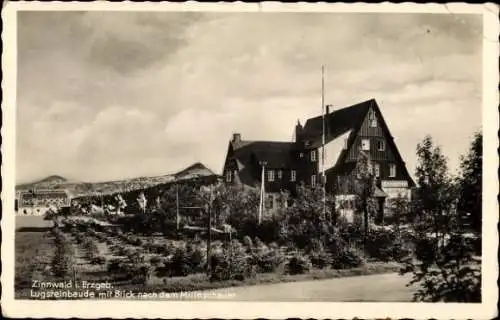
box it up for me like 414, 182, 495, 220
361, 139, 385, 151
226, 162, 396, 184
363, 162, 396, 178
226, 169, 298, 182
306, 138, 386, 164
267, 169, 296, 182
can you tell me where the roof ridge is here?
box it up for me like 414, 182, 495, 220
234, 139, 293, 144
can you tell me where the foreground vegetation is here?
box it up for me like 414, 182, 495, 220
16, 131, 482, 302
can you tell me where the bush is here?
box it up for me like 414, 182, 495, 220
331, 249, 364, 269
150, 255, 163, 266
170, 247, 194, 277
51, 230, 76, 278
210, 240, 255, 281
363, 229, 412, 262
252, 249, 286, 273
82, 239, 100, 261
286, 254, 312, 275
309, 251, 332, 269
365, 230, 396, 262
242, 236, 253, 250
91, 256, 106, 265
401, 233, 481, 302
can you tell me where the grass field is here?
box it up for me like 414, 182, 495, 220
16, 215, 53, 230
15, 230, 56, 290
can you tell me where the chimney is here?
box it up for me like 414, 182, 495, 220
294, 120, 303, 142
232, 133, 241, 143
326, 104, 332, 115
325, 105, 333, 135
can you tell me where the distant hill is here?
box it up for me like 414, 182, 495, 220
17, 175, 70, 189
16, 163, 218, 197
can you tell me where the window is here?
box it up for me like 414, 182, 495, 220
311, 175, 317, 187
361, 139, 370, 151
265, 194, 274, 209
368, 110, 375, 120
299, 152, 304, 158
389, 164, 396, 177
377, 140, 385, 151
374, 163, 381, 177
268, 170, 275, 182
368, 110, 377, 127
278, 170, 283, 179
311, 150, 317, 162
226, 170, 232, 182
290, 170, 297, 182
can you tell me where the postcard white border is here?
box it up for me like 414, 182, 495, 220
2, 2, 499, 319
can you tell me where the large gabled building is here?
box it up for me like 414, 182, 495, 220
222, 98, 415, 221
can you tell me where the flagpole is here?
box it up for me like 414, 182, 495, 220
321, 66, 327, 220
258, 161, 266, 224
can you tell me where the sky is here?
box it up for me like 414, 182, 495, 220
16, 11, 482, 183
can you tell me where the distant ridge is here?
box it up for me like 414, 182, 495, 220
16, 162, 218, 197
17, 175, 69, 189
175, 162, 215, 180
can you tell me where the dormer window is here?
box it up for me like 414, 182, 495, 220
311, 150, 317, 162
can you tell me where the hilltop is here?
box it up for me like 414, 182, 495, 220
16, 162, 217, 197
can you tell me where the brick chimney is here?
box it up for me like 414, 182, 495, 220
325, 105, 333, 135
294, 120, 303, 142
326, 104, 332, 115
232, 133, 241, 143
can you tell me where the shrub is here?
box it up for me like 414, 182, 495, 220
331, 249, 364, 269
82, 239, 100, 261
150, 255, 163, 266
401, 233, 481, 302
309, 251, 332, 269
91, 256, 106, 265
286, 254, 312, 275
252, 249, 286, 273
364, 230, 396, 262
170, 247, 193, 277
242, 236, 253, 250
51, 231, 76, 278
210, 240, 254, 281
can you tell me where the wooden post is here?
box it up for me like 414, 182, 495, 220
176, 184, 180, 231
228, 229, 232, 279
206, 203, 212, 277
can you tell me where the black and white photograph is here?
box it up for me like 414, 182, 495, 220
2, 2, 498, 319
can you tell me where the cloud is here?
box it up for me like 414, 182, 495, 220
16, 11, 482, 182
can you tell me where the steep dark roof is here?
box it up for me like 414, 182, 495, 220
231, 140, 296, 169
301, 99, 373, 147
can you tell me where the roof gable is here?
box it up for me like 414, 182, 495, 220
302, 99, 373, 146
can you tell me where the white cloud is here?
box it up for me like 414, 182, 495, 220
16, 12, 482, 182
